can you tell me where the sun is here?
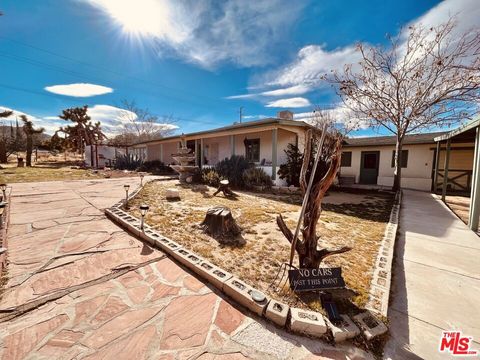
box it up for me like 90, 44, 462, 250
97, 0, 167, 37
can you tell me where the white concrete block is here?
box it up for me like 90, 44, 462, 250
289, 308, 327, 337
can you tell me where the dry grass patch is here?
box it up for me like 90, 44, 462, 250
128, 180, 394, 313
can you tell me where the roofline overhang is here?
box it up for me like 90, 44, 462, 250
434, 117, 480, 142
131, 118, 312, 147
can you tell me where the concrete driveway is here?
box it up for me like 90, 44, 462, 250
385, 190, 480, 359
0, 178, 369, 360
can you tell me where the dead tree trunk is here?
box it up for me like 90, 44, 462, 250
201, 206, 241, 240
277, 129, 351, 268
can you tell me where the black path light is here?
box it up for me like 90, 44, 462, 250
0, 184, 6, 202
139, 204, 149, 230
124, 184, 130, 209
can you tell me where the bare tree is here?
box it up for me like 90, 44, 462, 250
119, 100, 176, 144
277, 110, 351, 268
329, 18, 480, 191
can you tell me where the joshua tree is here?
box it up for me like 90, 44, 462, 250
20, 115, 44, 167
57, 106, 106, 165
277, 111, 351, 269
0, 110, 13, 163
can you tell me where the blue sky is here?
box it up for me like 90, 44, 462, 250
0, 0, 477, 137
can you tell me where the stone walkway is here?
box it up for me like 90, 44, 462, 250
385, 190, 480, 359
0, 178, 370, 360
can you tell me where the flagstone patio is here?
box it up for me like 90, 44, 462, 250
0, 177, 371, 360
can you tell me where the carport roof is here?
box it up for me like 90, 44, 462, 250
434, 117, 480, 143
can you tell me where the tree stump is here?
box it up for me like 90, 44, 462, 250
201, 206, 241, 240
213, 180, 235, 198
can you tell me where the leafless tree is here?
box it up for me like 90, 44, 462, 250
277, 109, 352, 269
118, 100, 176, 144
329, 18, 480, 191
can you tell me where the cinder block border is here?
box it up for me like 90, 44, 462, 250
366, 190, 402, 316
105, 181, 391, 342
0, 186, 12, 275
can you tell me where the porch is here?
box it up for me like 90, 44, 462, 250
145, 125, 303, 185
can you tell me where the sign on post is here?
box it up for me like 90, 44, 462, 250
288, 267, 345, 292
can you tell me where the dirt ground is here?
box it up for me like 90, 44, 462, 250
0, 153, 141, 184
129, 180, 395, 313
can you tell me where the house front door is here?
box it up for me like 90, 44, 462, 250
360, 151, 380, 184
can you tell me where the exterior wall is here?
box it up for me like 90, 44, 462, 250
85, 145, 126, 168
340, 144, 435, 191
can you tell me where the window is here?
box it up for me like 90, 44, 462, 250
341, 151, 352, 167
391, 150, 408, 168
244, 138, 260, 162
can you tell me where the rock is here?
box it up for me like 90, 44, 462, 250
165, 188, 180, 200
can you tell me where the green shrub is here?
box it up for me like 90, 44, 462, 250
278, 143, 303, 187
201, 167, 222, 187
137, 160, 174, 174
114, 153, 143, 171
242, 167, 272, 189
215, 155, 251, 188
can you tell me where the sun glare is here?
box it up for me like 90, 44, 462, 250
101, 0, 166, 37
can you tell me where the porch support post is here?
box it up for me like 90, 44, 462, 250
230, 135, 235, 156
200, 138, 204, 168
195, 139, 199, 167
441, 138, 451, 202
160, 143, 164, 163
469, 127, 480, 231
271, 128, 278, 181
433, 141, 441, 193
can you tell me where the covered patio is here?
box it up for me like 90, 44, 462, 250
434, 117, 480, 231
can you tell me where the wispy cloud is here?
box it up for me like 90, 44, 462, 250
265, 97, 311, 108
44, 83, 113, 97
82, 0, 305, 68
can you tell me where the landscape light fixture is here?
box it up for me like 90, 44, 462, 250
140, 173, 145, 186
0, 184, 6, 201
124, 184, 130, 209
139, 204, 149, 230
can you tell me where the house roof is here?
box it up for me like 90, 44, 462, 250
434, 117, 480, 143
132, 117, 312, 146
344, 131, 448, 147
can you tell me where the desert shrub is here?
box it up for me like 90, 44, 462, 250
214, 155, 251, 188
201, 167, 222, 187
137, 160, 174, 174
278, 143, 303, 187
242, 167, 272, 189
114, 153, 143, 171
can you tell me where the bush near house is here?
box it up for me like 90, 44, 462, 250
278, 143, 303, 187
138, 160, 174, 175
114, 153, 143, 171
201, 168, 222, 187
242, 167, 272, 189
214, 155, 251, 188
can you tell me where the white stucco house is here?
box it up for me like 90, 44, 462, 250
130, 111, 311, 185
340, 131, 474, 192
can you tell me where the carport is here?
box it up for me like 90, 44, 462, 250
434, 117, 480, 231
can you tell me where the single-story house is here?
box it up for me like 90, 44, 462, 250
130, 111, 311, 186
340, 131, 475, 192
131, 111, 477, 192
